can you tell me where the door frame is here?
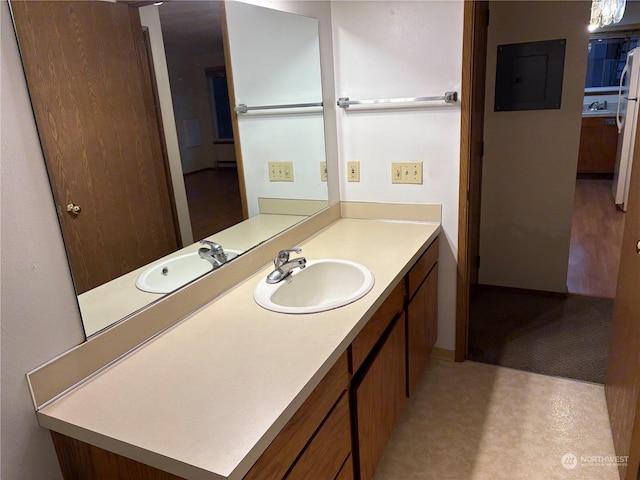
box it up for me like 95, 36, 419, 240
220, 1, 250, 221
456, 0, 488, 361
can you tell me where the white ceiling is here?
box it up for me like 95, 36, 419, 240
158, 1, 223, 54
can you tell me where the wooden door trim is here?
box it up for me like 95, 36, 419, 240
128, 6, 181, 251
220, 1, 249, 220
604, 102, 640, 480
455, 0, 476, 362
141, 26, 182, 249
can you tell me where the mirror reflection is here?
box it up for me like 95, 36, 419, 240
10, 0, 328, 337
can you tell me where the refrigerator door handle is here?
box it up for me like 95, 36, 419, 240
618, 61, 630, 133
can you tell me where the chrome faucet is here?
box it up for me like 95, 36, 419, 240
587, 100, 608, 111
198, 240, 227, 267
266, 248, 306, 284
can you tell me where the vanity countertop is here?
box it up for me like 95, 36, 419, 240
37, 217, 440, 480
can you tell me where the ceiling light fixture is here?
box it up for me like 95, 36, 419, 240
589, 0, 626, 32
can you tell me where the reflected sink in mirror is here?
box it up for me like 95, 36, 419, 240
136, 250, 241, 294
254, 259, 375, 314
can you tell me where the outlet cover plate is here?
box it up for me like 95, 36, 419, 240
348, 161, 360, 182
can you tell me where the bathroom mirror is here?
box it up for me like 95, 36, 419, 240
9, 0, 328, 337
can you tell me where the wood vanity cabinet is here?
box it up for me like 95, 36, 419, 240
577, 117, 619, 174
405, 237, 439, 397
48, 236, 440, 480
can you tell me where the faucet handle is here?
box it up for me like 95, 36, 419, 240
275, 248, 302, 267
200, 240, 222, 251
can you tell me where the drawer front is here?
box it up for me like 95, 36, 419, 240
335, 455, 354, 480
244, 353, 349, 480
351, 282, 404, 374
406, 237, 439, 300
286, 393, 351, 480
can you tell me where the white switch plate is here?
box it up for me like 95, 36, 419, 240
268, 161, 294, 182
391, 162, 422, 184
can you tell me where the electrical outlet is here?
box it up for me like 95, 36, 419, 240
391, 162, 423, 184
320, 162, 327, 182
268, 161, 294, 182
347, 161, 360, 182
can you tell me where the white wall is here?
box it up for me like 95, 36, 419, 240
1, 2, 86, 478
479, 1, 590, 292
331, 0, 464, 351
235, 0, 340, 206
166, 50, 226, 174
139, 5, 194, 247
226, 1, 329, 217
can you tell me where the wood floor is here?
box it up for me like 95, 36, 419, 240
567, 178, 625, 298
183, 168, 244, 241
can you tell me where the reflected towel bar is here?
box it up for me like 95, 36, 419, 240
337, 91, 458, 109
235, 102, 323, 113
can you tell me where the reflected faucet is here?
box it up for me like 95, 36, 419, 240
587, 100, 608, 111
198, 240, 227, 268
266, 248, 306, 284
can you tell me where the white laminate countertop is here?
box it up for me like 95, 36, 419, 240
39, 218, 440, 480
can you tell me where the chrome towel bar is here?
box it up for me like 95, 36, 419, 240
337, 91, 458, 109
234, 102, 323, 113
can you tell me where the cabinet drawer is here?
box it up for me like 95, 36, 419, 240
350, 282, 404, 374
286, 393, 351, 480
335, 455, 354, 480
244, 353, 349, 480
406, 237, 439, 300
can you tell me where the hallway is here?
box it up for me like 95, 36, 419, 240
567, 178, 625, 298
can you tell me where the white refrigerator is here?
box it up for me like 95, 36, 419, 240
614, 47, 640, 211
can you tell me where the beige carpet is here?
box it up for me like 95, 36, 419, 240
468, 290, 613, 384
374, 360, 619, 480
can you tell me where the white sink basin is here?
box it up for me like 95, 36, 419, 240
254, 259, 375, 314
136, 249, 241, 294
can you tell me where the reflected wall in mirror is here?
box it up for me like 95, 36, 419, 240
9, 0, 328, 338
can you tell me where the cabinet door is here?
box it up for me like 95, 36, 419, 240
353, 317, 406, 480
407, 264, 438, 397
577, 117, 619, 174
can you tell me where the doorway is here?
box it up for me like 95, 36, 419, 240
458, 0, 621, 384
156, 1, 245, 242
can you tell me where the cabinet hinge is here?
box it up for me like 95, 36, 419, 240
476, 255, 481, 269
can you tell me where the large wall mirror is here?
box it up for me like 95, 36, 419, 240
9, 0, 329, 337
